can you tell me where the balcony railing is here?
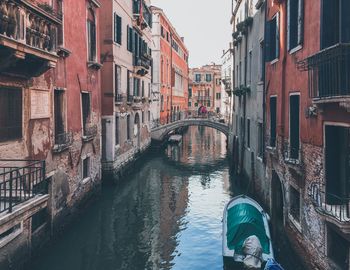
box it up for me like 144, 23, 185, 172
197, 96, 211, 101
298, 43, 350, 100
309, 182, 350, 223
83, 125, 97, 142
53, 132, 73, 153
0, 159, 47, 213
0, 0, 61, 77
115, 94, 123, 103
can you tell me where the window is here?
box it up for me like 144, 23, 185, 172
325, 126, 350, 205
216, 93, 221, 100
142, 111, 144, 123
0, 88, 22, 142
161, 26, 165, 38
258, 122, 263, 158
115, 65, 121, 101
247, 119, 251, 148
166, 32, 169, 42
82, 157, 90, 179
87, 9, 96, 61
161, 95, 164, 112
81, 93, 91, 133
287, 0, 304, 50
248, 51, 252, 84
141, 80, 145, 97
270, 96, 277, 147
54, 90, 65, 141
194, 103, 198, 107
134, 78, 140, 96
205, 74, 212, 82
148, 111, 150, 123
327, 226, 349, 270
266, 13, 279, 61
289, 185, 300, 223
114, 14, 122, 45
321, 0, 350, 49
188, 101, 192, 107
259, 41, 264, 81
115, 116, 119, 145
127, 115, 131, 140
195, 74, 201, 82
189, 88, 192, 97
127, 70, 132, 98
127, 26, 133, 52
289, 95, 300, 159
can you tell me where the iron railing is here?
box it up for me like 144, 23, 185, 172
53, 132, 73, 153
298, 43, 350, 99
309, 182, 350, 222
83, 125, 97, 141
0, 160, 47, 213
115, 94, 123, 103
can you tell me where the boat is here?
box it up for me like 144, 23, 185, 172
222, 195, 278, 270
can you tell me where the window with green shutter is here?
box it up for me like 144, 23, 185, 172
114, 14, 122, 45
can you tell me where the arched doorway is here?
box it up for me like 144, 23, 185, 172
134, 113, 140, 149
271, 171, 284, 235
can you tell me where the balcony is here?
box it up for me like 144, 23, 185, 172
134, 54, 151, 76
115, 94, 124, 105
53, 132, 73, 153
0, 159, 47, 214
132, 96, 142, 110
133, 0, 152, 30
0, 0, 61, 78
82, 125, 97, 142
197, 96, 211, 102
222, 77, 232, 94
298, 43, 350, 103
309, 183, 350, 233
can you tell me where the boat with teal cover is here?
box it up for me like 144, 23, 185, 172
222, 195, 274, 269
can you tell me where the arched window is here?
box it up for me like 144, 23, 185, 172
87, 8, 96, 61
161, 95, 164, 112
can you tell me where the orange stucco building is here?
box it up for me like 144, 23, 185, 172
151, 6, 189, 124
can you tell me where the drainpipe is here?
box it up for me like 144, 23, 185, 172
262, 2, 267, 163
170, 32, 173, 122
280, 2, 287, 157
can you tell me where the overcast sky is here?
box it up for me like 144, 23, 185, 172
151, 0, 232, 68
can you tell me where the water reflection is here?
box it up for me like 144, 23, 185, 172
27, 127, 237, 270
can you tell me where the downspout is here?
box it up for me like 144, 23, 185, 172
262, 1, 267, 163
170, 32, 173, 122
280, 2, 287, 157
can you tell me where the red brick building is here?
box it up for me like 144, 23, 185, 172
0, 0, 102, 267
151, 6, 189, 124
265, 0, 350, 269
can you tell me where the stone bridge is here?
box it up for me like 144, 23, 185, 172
151, 118, 229, 141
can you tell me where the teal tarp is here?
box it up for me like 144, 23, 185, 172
227, 203, 270, 254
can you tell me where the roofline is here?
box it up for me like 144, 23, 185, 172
150, 5, 189, 54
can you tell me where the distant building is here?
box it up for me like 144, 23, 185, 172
100, 0, 152, 179
189, 64, 221, 115
221, 46, 234, 123
151, 6, 189, 125
0, 0, 102, 268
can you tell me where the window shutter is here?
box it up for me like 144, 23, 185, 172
91, 23, 96, 61
117, 15, 122, 44
264, 19, 272, 62
276, 12, 280, 59
287, 0, 291, 51
297, 0, 304, 45
114, 14, 117, 43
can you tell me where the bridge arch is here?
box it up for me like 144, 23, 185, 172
151, 118, 229, 142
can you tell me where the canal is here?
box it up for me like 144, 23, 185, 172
27, 126, 304, 270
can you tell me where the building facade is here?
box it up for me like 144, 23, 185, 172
151, 6, 189, 125
100, 0, 152, 179
188, 64, 222, 115
221, 46, 234, 124
0, 0, 102, 268
230, 0, 266, 192
264, 0, 350, 269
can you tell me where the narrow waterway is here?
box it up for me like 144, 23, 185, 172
27, 126, 304, 270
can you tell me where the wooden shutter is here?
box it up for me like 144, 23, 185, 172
265, 19, 272, 62
91, 22, 96, 61
297, 0, 304, 45
114, 14, 117, 43
117, 15, 122, 44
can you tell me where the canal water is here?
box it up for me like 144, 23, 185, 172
27, 126, 304, 270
